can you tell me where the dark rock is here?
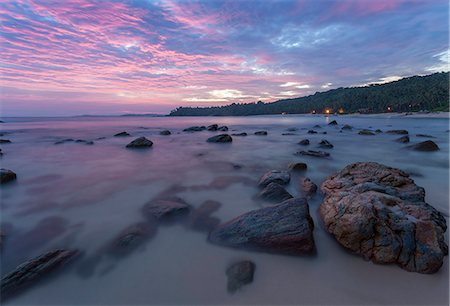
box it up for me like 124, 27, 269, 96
386, 129, 409, 135
288, 162, 307, 171
142, 197, 191, 220
408, 140, 439, 152
282, 133, 296, 136
114, 131, 130, 137
231, 132, 247, 136
307, 130, 317, 134
322, 131, 327, 134
299, 177, 317, 197
0, 139, 11, 143
318, 139, 333, 149
207, 124, 218, 131
341, 124, 352, 130
207, 134, 232, 143
298, 139, 310, 145
319, 162, 448, 274
254, 131, 267, 135
209, 198, 315, 255
54, 139, 74, 145
296, 150, 330, 158
218, 126, 229, 131
108, 223, 157, 257
375, 129, 383, 133
183, 126, 206, 132
258, 182, 293, 202
258, 170, 290, 187
286, 127, 298, 132
328, 120, 338, 125
313, 125, 321, 128
75, 139, 94, 145
396, 135, 410, 143
226, 261, 255, 293
187, 200, 222, 233
126, 137, 153, 148
0, 169, 16, 184
1, 249, 79, 300
358, 130, 375, 135
160, 130, 171, 135
416, 134, 435, 138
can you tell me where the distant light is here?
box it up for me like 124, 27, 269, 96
387, 106, 392, 111
338, 108, 344, 114
325, 109, 330, 114
312, 110, 316, 114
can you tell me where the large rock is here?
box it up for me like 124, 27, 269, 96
126, 137, 153, 148
207, 134, 232, 143
408, 140, 439, 152
258, 182, 293, 202
142, 197, 191, 220
258, 170, 290, 187
319, 162, 448, 274
0, 169, 16, 184
208, 198, 315, 255
1, 249, 79, 300
226, 261, 255, 293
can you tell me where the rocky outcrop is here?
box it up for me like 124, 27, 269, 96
258, 170, 290, 187
299, 177, 317, 197
209, 198, 315, 255
1, 249, 79, 301
408, 140, 439, 152
142, 197, 191, 220
296, 150, 330, 158
114, 131, 130, 137
258, 182, 293, 202
207, 134, 232, 143
126, 137, 153, 148
0, 169, 16, 184
226, 261, 255, 293
319, 162, 448, 274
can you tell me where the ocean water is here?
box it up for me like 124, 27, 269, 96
0, 114, 449, 305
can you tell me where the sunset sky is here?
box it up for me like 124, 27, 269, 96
1, 0, 449, 116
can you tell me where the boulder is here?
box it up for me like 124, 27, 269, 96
226, 261, 255, 293
1, 249, 79, 300
299, 177, 317, 197
396, 135, 410, 143
375, 129, 383, 133
160, 130, 171, 135
258, 182, 293, 202
386, 129, 408, 135
126, 137, 153, 148
108, 222, 157, 257
218, 126, 229, 131
296, 150, 330, 158
207, 134, 232, 143
183, 126, 206, 132
0, 139, 11, 143
328, 120, 338, 125
254, 131, 267, 135
358, 130, 375, 135
209, 198, 315, 255
258, 170, 290, 187
288, 162, 307, 171
318, 139, 333, 149
0, 169, 16, 184
307, 130, 317, 134
231, 133, 247, 136
298, 139, 310, 145
142, 197, 191, 220
207, 124, 218, 131
319, 162, 448, 274
408, 140, 439, 151
114, 131, 130, 137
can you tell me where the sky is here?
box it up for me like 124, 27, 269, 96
0, 0, 449, 116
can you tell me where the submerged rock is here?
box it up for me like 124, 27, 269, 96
108, 223, 157, 257
209, 198, 315, 255
75, 139, 94, 145
396, 135, 410, 143
288, 162, 307, 171
231, 132, 247, 136
142, 197, 191, 220
254, 131, 267, 135
296, 150, 330, 158
258, 170, 290, 187
298, 139, 310, 145
0, 169, 17, 184
184, 126, 206, 132
207, 134, 232, 143
126, 137, 153, 148
0, 139, 12, 144
328, 120, 338, 125
318, 139, 333, 149
160, 130, 171, 135
307, 130, 317, 134
341, 124, 352, 130
1, 249, 79, 300
319, 162, 448, 274
258, 182, 293, 202
286, 127, 298, 132
218, 126, 229, 131
408, 140, 439, 152
386, 129, 409, 135
54, 138, 74, 144
416, 134, 434, 138
187, 200, 222, 233
226, 261, 255, 293
358, 130, 375, 135
375, 129, 383, 133
299, 177, 317, 197
114, 131, 130, 137
282, 133, 296, 136
207, 124, 218, 131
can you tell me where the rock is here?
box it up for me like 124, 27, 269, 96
318, 139, 333, 149
282, 133, 296, 136
207, 124, 218, 131
358, 130, 375, 135
207, 134, 232, 143
126, 137, 153, 148
209, 198, 315, 255
254, 131, 267, 135
108, 223, 156, 257
296, 150, 330, 158
54, 139, 74, 144
313, 125, 322, 128
226, 261, 255, 293
183, 126, 206, 132
341, 124, 352, 130
416, 134, 435, 138
1, 249, 79, 300
258, 182, 293, 202
307, 130, 317, 134
75, 139, 94, 145
386, 129, 408, 135
218, 126, 229, 131
0, 148, 3, 156
231, 132, 247, 136
114, 131, 130, 137
328, 120, 338, 125
187, 200, 222, 232
319, 162, 448, 274
322, 131, 327, 134
408, 140, 439, 152
160, 130, 171, 135
375, 129, 383, 133
0, 169, 16, 184
298, 139, 310, 145
258, 170, 290, 187
286, 128, 298, 132
396, 135, 410, 143
0, 139, 11, 143
288, 162, 307, 171
142, 197, 191, 220
299, 177, 317, 197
